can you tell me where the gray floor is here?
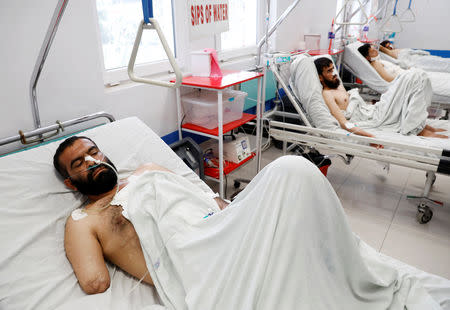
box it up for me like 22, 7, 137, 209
206, 141, 450, 280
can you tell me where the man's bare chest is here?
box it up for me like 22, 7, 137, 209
96, 206, 140, 257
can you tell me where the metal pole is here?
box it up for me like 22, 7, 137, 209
30, 0, 69, 129
256, 0, 303, 66
218, 91, 224, 198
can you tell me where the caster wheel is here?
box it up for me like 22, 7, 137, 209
416, 206, 433, 224
233, 181, 241, 189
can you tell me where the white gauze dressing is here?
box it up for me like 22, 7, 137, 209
71, 209, 88, 221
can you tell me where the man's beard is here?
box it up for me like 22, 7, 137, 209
323, 76, 341, 89
70, 159, 118, 196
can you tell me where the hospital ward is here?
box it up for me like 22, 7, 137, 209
2, 0, 450, 309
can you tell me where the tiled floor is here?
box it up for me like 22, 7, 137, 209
206, 142, 450, 280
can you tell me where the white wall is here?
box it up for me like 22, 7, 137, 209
4, 0, 448, 153
393, 0, 450, 50
0, 0, 255, 153
273, 0, 337, 52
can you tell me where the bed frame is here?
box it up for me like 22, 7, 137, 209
0, 112, 115, 155
267, 56, 450, 224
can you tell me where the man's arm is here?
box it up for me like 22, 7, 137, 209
214, 197, 229, 210
372, 61, 395, 83
379, 45, 398, 59
322, 91, 374, 138
65, 218, 110, 294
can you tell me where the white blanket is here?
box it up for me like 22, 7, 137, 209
344, 68, 432, 135
124, 156, 444, 310
398, 49, 450, 74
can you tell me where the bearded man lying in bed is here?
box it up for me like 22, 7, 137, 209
314, 57, 447, 139
53, 135, 447, 309
53, 136, 229, 294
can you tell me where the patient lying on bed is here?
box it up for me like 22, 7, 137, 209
54, 136, 447, 308
53, 136, 228, 294
379, 40, 450, 73
314, 57, 447, 138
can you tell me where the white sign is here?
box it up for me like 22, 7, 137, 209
188, 0, 229, 39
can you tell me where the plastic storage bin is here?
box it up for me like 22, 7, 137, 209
304, 34, 321, 50
182, 89, 247, 129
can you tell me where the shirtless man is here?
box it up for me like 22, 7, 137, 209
313, 57, 377, 140
314, 57, 447, 138
53, 136, 229, 294
358, 43, 397, 82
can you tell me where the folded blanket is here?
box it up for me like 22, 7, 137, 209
124, 156, 442, 309
345, 69, 431, 135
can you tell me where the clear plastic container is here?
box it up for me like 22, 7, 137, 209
182, 89, 247, 129
304, 34, 321, 50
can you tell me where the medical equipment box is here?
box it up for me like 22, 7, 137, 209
182, 89, 247, 129
207, 136, 252, 164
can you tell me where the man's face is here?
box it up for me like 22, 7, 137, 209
384, 42, 393, 50
320, 63, 340, 89
59, 138, 117, 196
368, 46, 379, 58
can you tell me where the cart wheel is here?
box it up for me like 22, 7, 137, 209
416, 206, 433, 224
233, 180, 241, 189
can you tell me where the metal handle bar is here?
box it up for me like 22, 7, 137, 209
128, 19, 182, 88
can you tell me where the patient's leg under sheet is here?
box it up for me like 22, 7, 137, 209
128, 157, 445, 310
352, 69, 432, 135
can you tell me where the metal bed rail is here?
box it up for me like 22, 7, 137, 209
270, 121, 449, 161
0, 112, 115, 148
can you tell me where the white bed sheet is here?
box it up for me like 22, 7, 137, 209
344, 42, 450, 102
0, 117, 214, 310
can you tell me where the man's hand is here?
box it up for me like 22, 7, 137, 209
214, 197, 229, 210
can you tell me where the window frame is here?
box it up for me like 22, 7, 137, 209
93, 0, 262, 86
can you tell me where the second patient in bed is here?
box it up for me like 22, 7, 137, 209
53, 136, 228, 294
314, 57, 447, 139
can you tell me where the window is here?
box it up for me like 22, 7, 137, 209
96, 0, 175, 71
220, 0, 258, 51
335, 0, 375, 40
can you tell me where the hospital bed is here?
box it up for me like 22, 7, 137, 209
267, 53, 450, 224
343, 41, 450, 106
1, 114, 450, 309
0, 115, 217, 309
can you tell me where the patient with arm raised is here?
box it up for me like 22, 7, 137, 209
53, 136, 228, 294
379, 40, 401, 59
314, 57, 447, 139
